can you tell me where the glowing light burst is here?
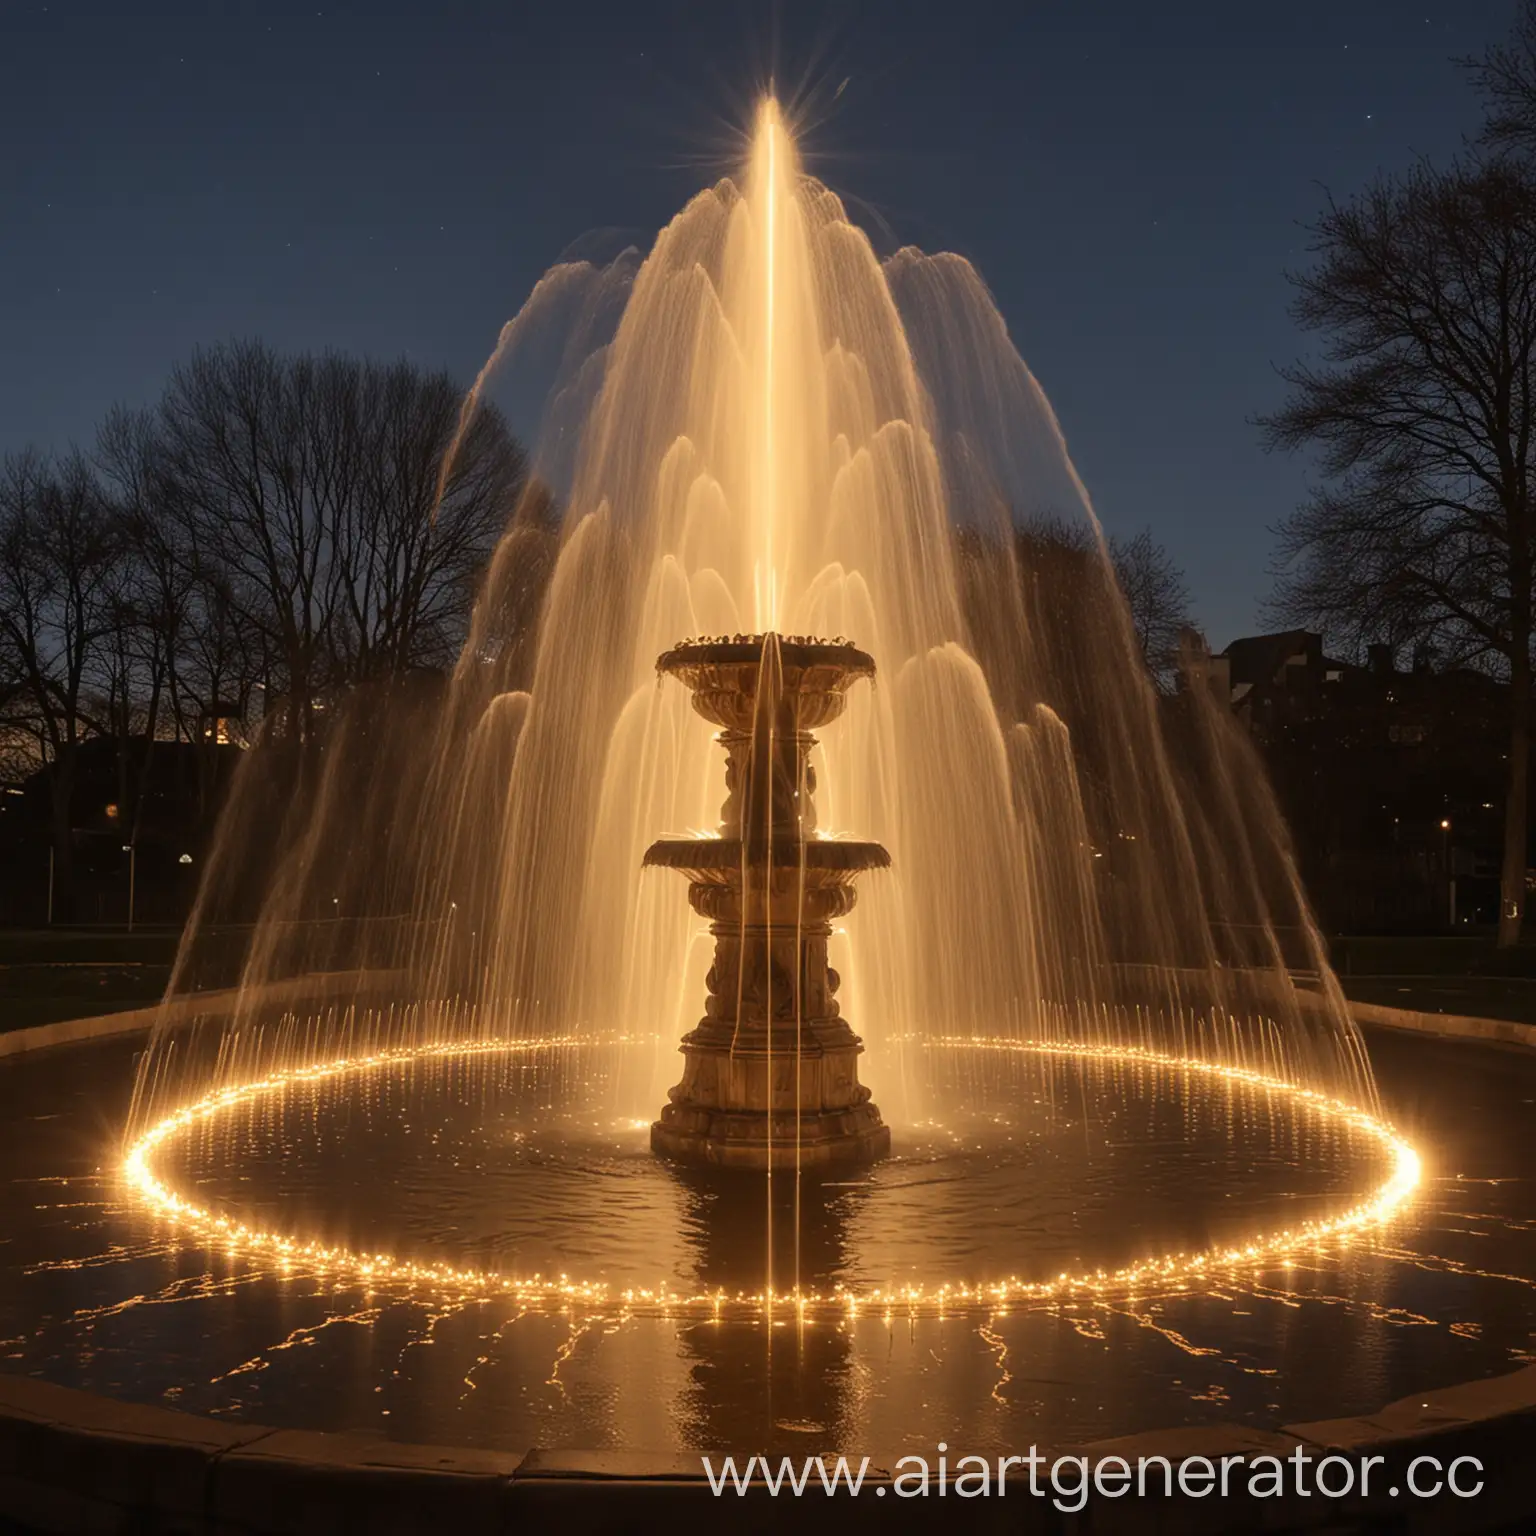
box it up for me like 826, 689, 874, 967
121, 1034, 1421, 1319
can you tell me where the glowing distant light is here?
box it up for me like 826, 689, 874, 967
121, 1034, 1421, 1320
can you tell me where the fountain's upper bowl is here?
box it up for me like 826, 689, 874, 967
643, 836, 891, 878
657, 633, 876, 733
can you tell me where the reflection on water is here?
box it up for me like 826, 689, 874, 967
1, 1031, 1534, 1454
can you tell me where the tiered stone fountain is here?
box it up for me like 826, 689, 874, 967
645, 633, 892, 1170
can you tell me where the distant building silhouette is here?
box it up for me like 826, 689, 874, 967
1179, 629, 1518, 932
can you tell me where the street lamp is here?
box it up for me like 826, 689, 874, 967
1439, 819, 1454, 927
121, 843, 136, 933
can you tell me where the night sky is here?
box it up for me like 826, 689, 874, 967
0, 0, 1517, 645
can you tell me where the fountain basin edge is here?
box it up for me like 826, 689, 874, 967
0, 1339, 1532, 1533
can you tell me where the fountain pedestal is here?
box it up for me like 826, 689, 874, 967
645, 634, 891, 1171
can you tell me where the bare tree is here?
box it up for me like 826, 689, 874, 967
97, 406, 268, 829
147, 341, 525, 743
1108, 527, 1194, 691
332, 358, 525, 678
0, 449, 127, 914
142, 344, 308, 743
1261, 156, 1536, 947
1465, 1, 1536, 154
981, 515, 1191, 691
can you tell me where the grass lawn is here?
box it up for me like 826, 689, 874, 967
0, 928, 177, 1033
5, 925, 1536, 1036
1330, 933, 1536, 1026
1341, 974, 1536, 1027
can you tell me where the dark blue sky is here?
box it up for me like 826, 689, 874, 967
0, 0, 1517, 644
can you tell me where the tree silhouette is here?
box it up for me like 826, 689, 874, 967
123, 341, 526, 742
1465, 0, 1536, 154
0, 449, 126, 914
1108, 527, 1193, 692
1261, 156, 1536, 946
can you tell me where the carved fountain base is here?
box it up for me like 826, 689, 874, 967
651, 1022, 891, 1171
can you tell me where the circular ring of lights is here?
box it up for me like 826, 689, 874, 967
122, 1035, 1421, 1317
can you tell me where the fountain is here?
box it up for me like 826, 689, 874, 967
9, 93, 1506, 1470
644, 632, 890, 1169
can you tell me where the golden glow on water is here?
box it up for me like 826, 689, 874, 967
121, 1035, 1421, 1318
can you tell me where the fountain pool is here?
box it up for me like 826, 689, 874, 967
1, 1025, 1533, 1456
